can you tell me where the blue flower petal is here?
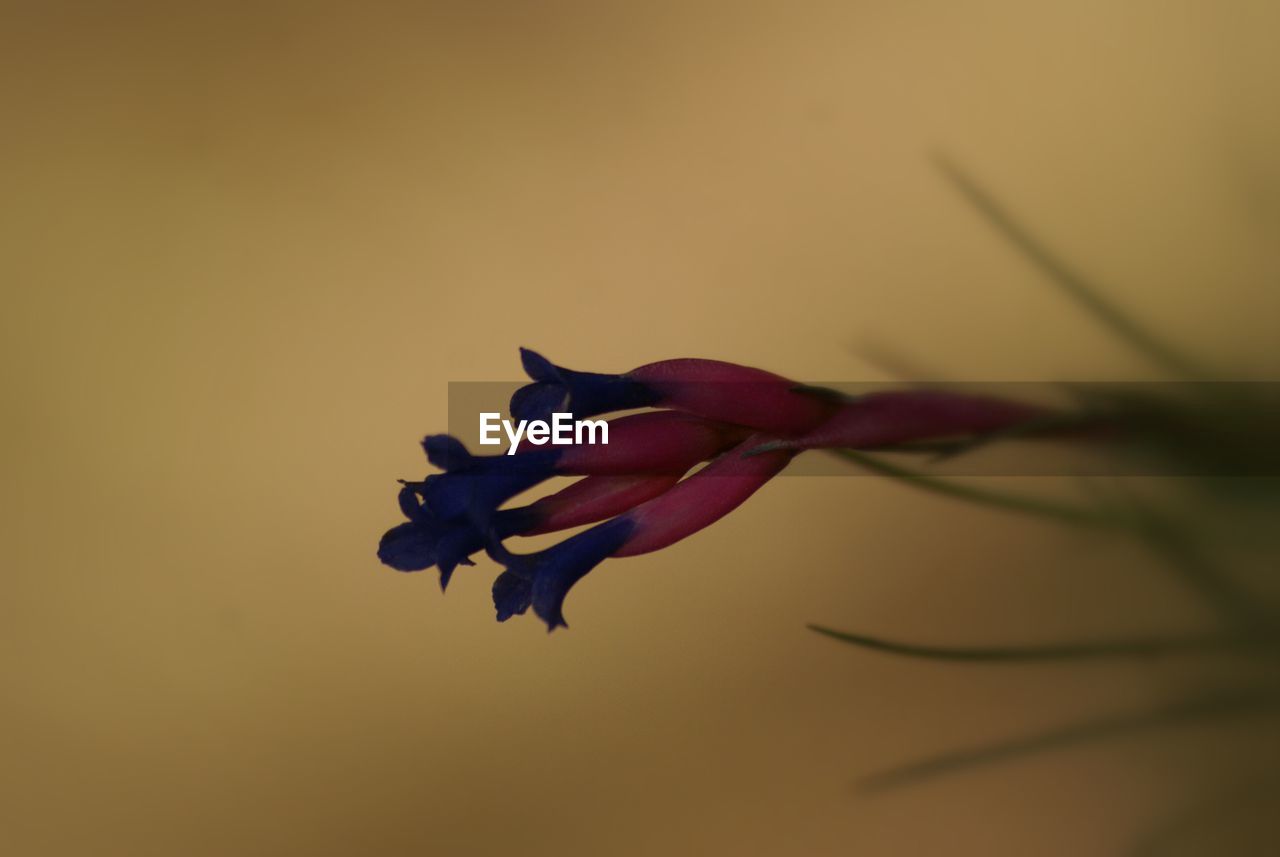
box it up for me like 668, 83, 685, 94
511, 348, 659, 422
433, 506, 538, 591
530, 517, 635, 630
509, 382, 568, 426
430, 524, 484, 591
378, 514, 481, 588
434, 553, 472, 592
519, 347, 562, 383
491, 516, 635, 631
377, 522, 438, 572
397, 483, 426, 521
379, 493, 545, 588
421, 434, 473, 471
492, 571, 533, 621
413, 448, 560, 522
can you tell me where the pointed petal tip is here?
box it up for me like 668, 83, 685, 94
519, 347, 559, 382
422, 434, 471, 471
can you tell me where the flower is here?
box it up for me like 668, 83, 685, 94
378, 409, 737, 588
486, 435, 795, 629
380, 348, 1065, 630
511, 348, 839, 436
378, 474, 682, 589
412, 410, 742, 524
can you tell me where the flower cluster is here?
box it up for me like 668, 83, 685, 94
379, 349, 1047, 630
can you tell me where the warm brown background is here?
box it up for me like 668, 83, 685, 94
4, 2, 1278, 855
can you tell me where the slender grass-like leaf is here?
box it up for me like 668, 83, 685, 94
935, 155, 1205, 379
858, 685, 1280, 793
1131, 772, 1280, 856
832, 448, 1116, 528
807, 624, 1248, 663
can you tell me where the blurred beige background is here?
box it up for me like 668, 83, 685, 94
3, 2, 1278, 855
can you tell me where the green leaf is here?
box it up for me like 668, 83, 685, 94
831, 448, 1116, 528
857, 685, 1280, 793
1131, 772, 1280, 856
935, 155, 1206, 379
807, 624, 1243, 663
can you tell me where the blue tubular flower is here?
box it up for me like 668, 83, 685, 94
380, 468, 688, 591
414, 435, 560, 522
377, 520, 478, 589
487, 517, 636, 629
411, 413, 737, 526
378, 411, 736, 594
486, 436, 793, 631
510, 348, 660, 422
377, 484, 536, 589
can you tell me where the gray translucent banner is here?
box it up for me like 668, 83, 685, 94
440, 382, 1280, 477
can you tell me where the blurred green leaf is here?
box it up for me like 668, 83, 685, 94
832, 448, 1116, 528
936, 155, 1206, 379
807, 624, 1241, 663
1131, 772, 1280, 856
858, 685, 1280, 793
